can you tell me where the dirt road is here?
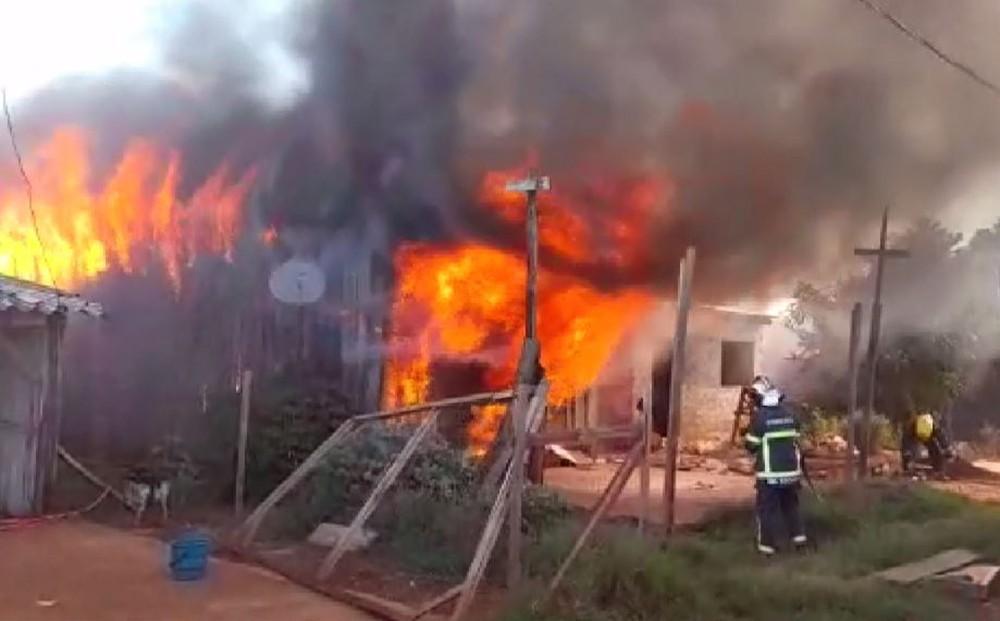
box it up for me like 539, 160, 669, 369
0, 521, 374, 621
545, 465, 755, 526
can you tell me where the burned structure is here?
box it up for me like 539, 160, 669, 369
551, 304, 771, 445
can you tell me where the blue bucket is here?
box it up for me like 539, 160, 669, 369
169, 530, 211, 581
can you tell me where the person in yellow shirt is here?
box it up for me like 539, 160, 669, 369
900, 412, 952, 475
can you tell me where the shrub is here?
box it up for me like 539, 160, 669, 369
193, 370, 356, 501
279, 423, 478, 534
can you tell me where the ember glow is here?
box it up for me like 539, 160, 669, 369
384, 166, 665, 452
0, 126, 257, 289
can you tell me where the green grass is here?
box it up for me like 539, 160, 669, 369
505, 482, 1000, 621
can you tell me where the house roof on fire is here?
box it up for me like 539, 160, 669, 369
0, 275, 104, 318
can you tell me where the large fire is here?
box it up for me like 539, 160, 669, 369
0, 126, 256, 289
384, 166, 667, 451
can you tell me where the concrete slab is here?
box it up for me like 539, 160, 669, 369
874, 549, 979, 585
0, 520, 375, 621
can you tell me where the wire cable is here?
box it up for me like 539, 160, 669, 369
1, 88, 58, 288
853, 0, 1000, 100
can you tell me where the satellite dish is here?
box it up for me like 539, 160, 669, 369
269, 259, 326, 305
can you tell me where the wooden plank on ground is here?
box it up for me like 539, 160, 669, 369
317, 411, 440, 580
412, 584, 464, 620
874, 549, 979, 584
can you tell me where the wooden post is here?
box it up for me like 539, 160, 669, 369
452, 385, 548, 621
507, 385, 531, 588
585, 386, 599, 457
235, 369, 253, 516
854, 208, 909, 475
317, 411, 440, 580
634, 356, 652, 535
845, 303, 863, 483
663, 247, 695, 534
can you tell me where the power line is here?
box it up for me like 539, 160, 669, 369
1, 88, 58, 288
853, 0, 1000, 100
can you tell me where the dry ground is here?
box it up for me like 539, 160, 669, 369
545, 464, 755, 526
0, 521, 374, 621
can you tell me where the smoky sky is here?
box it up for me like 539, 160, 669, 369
10, 0, 1000, 302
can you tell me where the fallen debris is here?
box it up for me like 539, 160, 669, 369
546, 444, 588, 467
307, 523, 377, 552
932, 564, 1000, 601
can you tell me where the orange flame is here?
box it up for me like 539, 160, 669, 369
384, 165, 666, 452
0, 126, 257, 289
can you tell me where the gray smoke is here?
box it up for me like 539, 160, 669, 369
271, 0, 1000, 302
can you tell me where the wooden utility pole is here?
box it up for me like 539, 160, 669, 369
845, 303, 863, 483
503, 173, 550, 587
235, 370, 253, 516
854, 208, 909, 476
506, 174, 550, 340
663, 247, 695, 533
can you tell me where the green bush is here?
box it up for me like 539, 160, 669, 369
278, 423, 478, 534
193, 370, 356, 502
797, 404, 845, 445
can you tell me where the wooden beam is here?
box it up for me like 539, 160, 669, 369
353, 390, 513, 423
854, 248, 910, 258
637, 358, 653, 536
412, 584, 464, 620
235, 370, 253, 516
845, 303, 863, 484
451, 385, 548, 621
482, 342, 540, 493
317, 411, 440, 580
507, 385, 531, 588
528, 424, 641, 447
241, 419, 358, 546
663, 247, 695, 534
545, 439, 644, 598
57, 445, 129, 509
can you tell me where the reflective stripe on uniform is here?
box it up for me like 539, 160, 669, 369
760, 428, 801, 480
763, 429, 799, 440
745, 434, 761, 445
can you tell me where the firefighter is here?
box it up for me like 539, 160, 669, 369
744, 378, 807, 556
901, 412, 953, 476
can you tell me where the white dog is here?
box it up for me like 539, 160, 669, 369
124, 467, 171, 526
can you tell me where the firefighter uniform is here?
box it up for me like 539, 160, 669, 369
744, 390, 806, 555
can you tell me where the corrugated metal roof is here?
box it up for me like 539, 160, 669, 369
0, 276, 104, 317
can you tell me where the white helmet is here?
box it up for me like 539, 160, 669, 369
751, 375, 773, 395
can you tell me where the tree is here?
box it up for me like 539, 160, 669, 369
786, 218, 994, 427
